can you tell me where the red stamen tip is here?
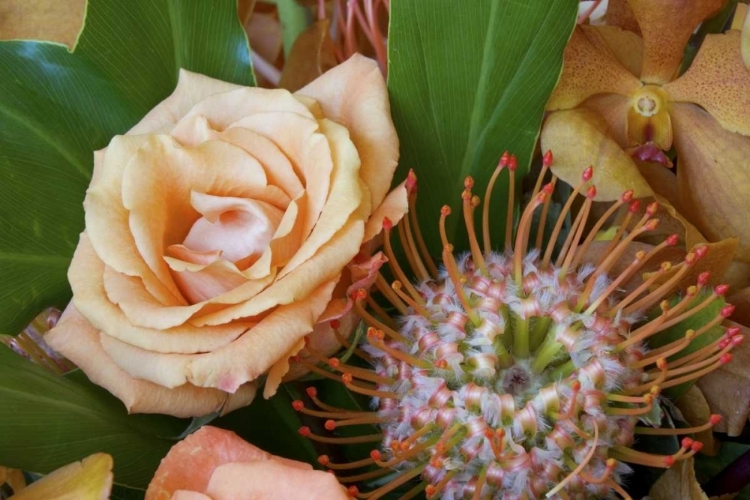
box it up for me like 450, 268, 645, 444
318, 455, 330, 466
406, 169, 418, 192
628, 200, 641, 213
621, 190, 634, 202
721, 353, 734, 364
666, 234, 679, 246
355, 288, 367, 301
328, 358, 341, 368
347, 486, 359, 497
330, 319, 341, 329
425, 485, 437, 496
691, 441, 704, 452
732, 335, 744, 347
721, 304, 735, 317
698, 272, 711, 285
325, 419, 336, 431
306, 387, 317, 398
342, 373, 354, 384
441, 205, 451, 216
709, 414, 722, 425
571, 380, 581, 391
464, 176, 475, 189
606, 458, 617, 469
694, 245, 709, 259
500, 151, 510, 167
543, 150, 554, 167
370, 449, 381, 460
644, 219, 660, 231
664, 456, 675, 467
509, 154, 518, 171
292, 400, 304, 411
382, 217, 393, 231
542, 182, 555, 195
646, 202, 659, 216
727, 326, 742, 337
715, 284, 730, 296
582, 166, 593, 181
681, 437, 694, 449
298, 426, 311, 437
656, 358, 667, 370
586, 185, 597, 199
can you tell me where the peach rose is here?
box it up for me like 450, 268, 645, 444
145, 426, 347, 500
46, 54, 407, 417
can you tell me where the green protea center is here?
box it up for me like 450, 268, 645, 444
295, 152, 736, 500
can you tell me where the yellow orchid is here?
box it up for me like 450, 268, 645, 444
542, 0, 750, 436
543, 0, 750, 256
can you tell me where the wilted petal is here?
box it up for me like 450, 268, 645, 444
648, 457, 708, 500
664, 31, 750, 135
279, 19, 337, 92
580, 25, 644, 78
205, 461, 348, 500
541, 109, 652, 201
672, 103, 750, 261
675, 386, 718, 456
297, 54, 399, 210
9, 453, 112, 500
46, 306, 256, 418
546, 27, 641, 111
697, 321, 750, 436
628, 0, 724, 84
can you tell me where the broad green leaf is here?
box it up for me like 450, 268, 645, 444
0, 346, 188, 489
0, 0, 255, 333
387, 0, 578, 253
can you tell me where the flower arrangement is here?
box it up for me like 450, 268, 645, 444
1, 1, 749, 499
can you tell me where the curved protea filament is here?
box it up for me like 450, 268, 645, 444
294, 152, 735, 500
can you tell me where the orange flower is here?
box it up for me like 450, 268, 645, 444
45, 54, 407, 417
145, 426, 347, 500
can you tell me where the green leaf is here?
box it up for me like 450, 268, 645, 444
0, 0, 255, 333
0, 346, 188, 489
647, 292, 727, 400
387, 0, 578, 253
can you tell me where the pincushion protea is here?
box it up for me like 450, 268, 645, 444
293, 152, 736, 500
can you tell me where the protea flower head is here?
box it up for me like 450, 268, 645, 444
293, 151, 737, 500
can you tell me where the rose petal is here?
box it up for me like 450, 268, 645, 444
192, 219, 364, 327
46, 306, 256, 417
605, 0, 641, 35
188, 280, 337, 392
121, 136, 280, 311
263, 338, 305, 398
541, 108, 653, 201
627, 0, 724, 84
164, 257, 255, 305
100, 279, 337, 392
278, 119, 365, 279
546, 27, 642, 111
696, 321, 750, 436
146, 426, 282, 500
85, 135, 185, 306
205, 461, 348, 500
363, 181, 409, 242
664, 31, 750, 135
580, 25, 644, 78
71, 234, 250, 354
8, 453, 112, 500
130, 70, 243, 135
297, 54, 399, 211
171, 492, 211, 500
672, 103, 750, 261
742, 4, 750, 69
183, 192, 285, 263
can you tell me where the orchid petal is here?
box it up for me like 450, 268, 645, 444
541, 109, 652, 200
628, 0, 724, 84
580, 25, 644, 78
605, 0, 641, 35
665, 31, 750, 136
9, 453, 113, 500
672, 103, 750, 261
547, 27, 641, 111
